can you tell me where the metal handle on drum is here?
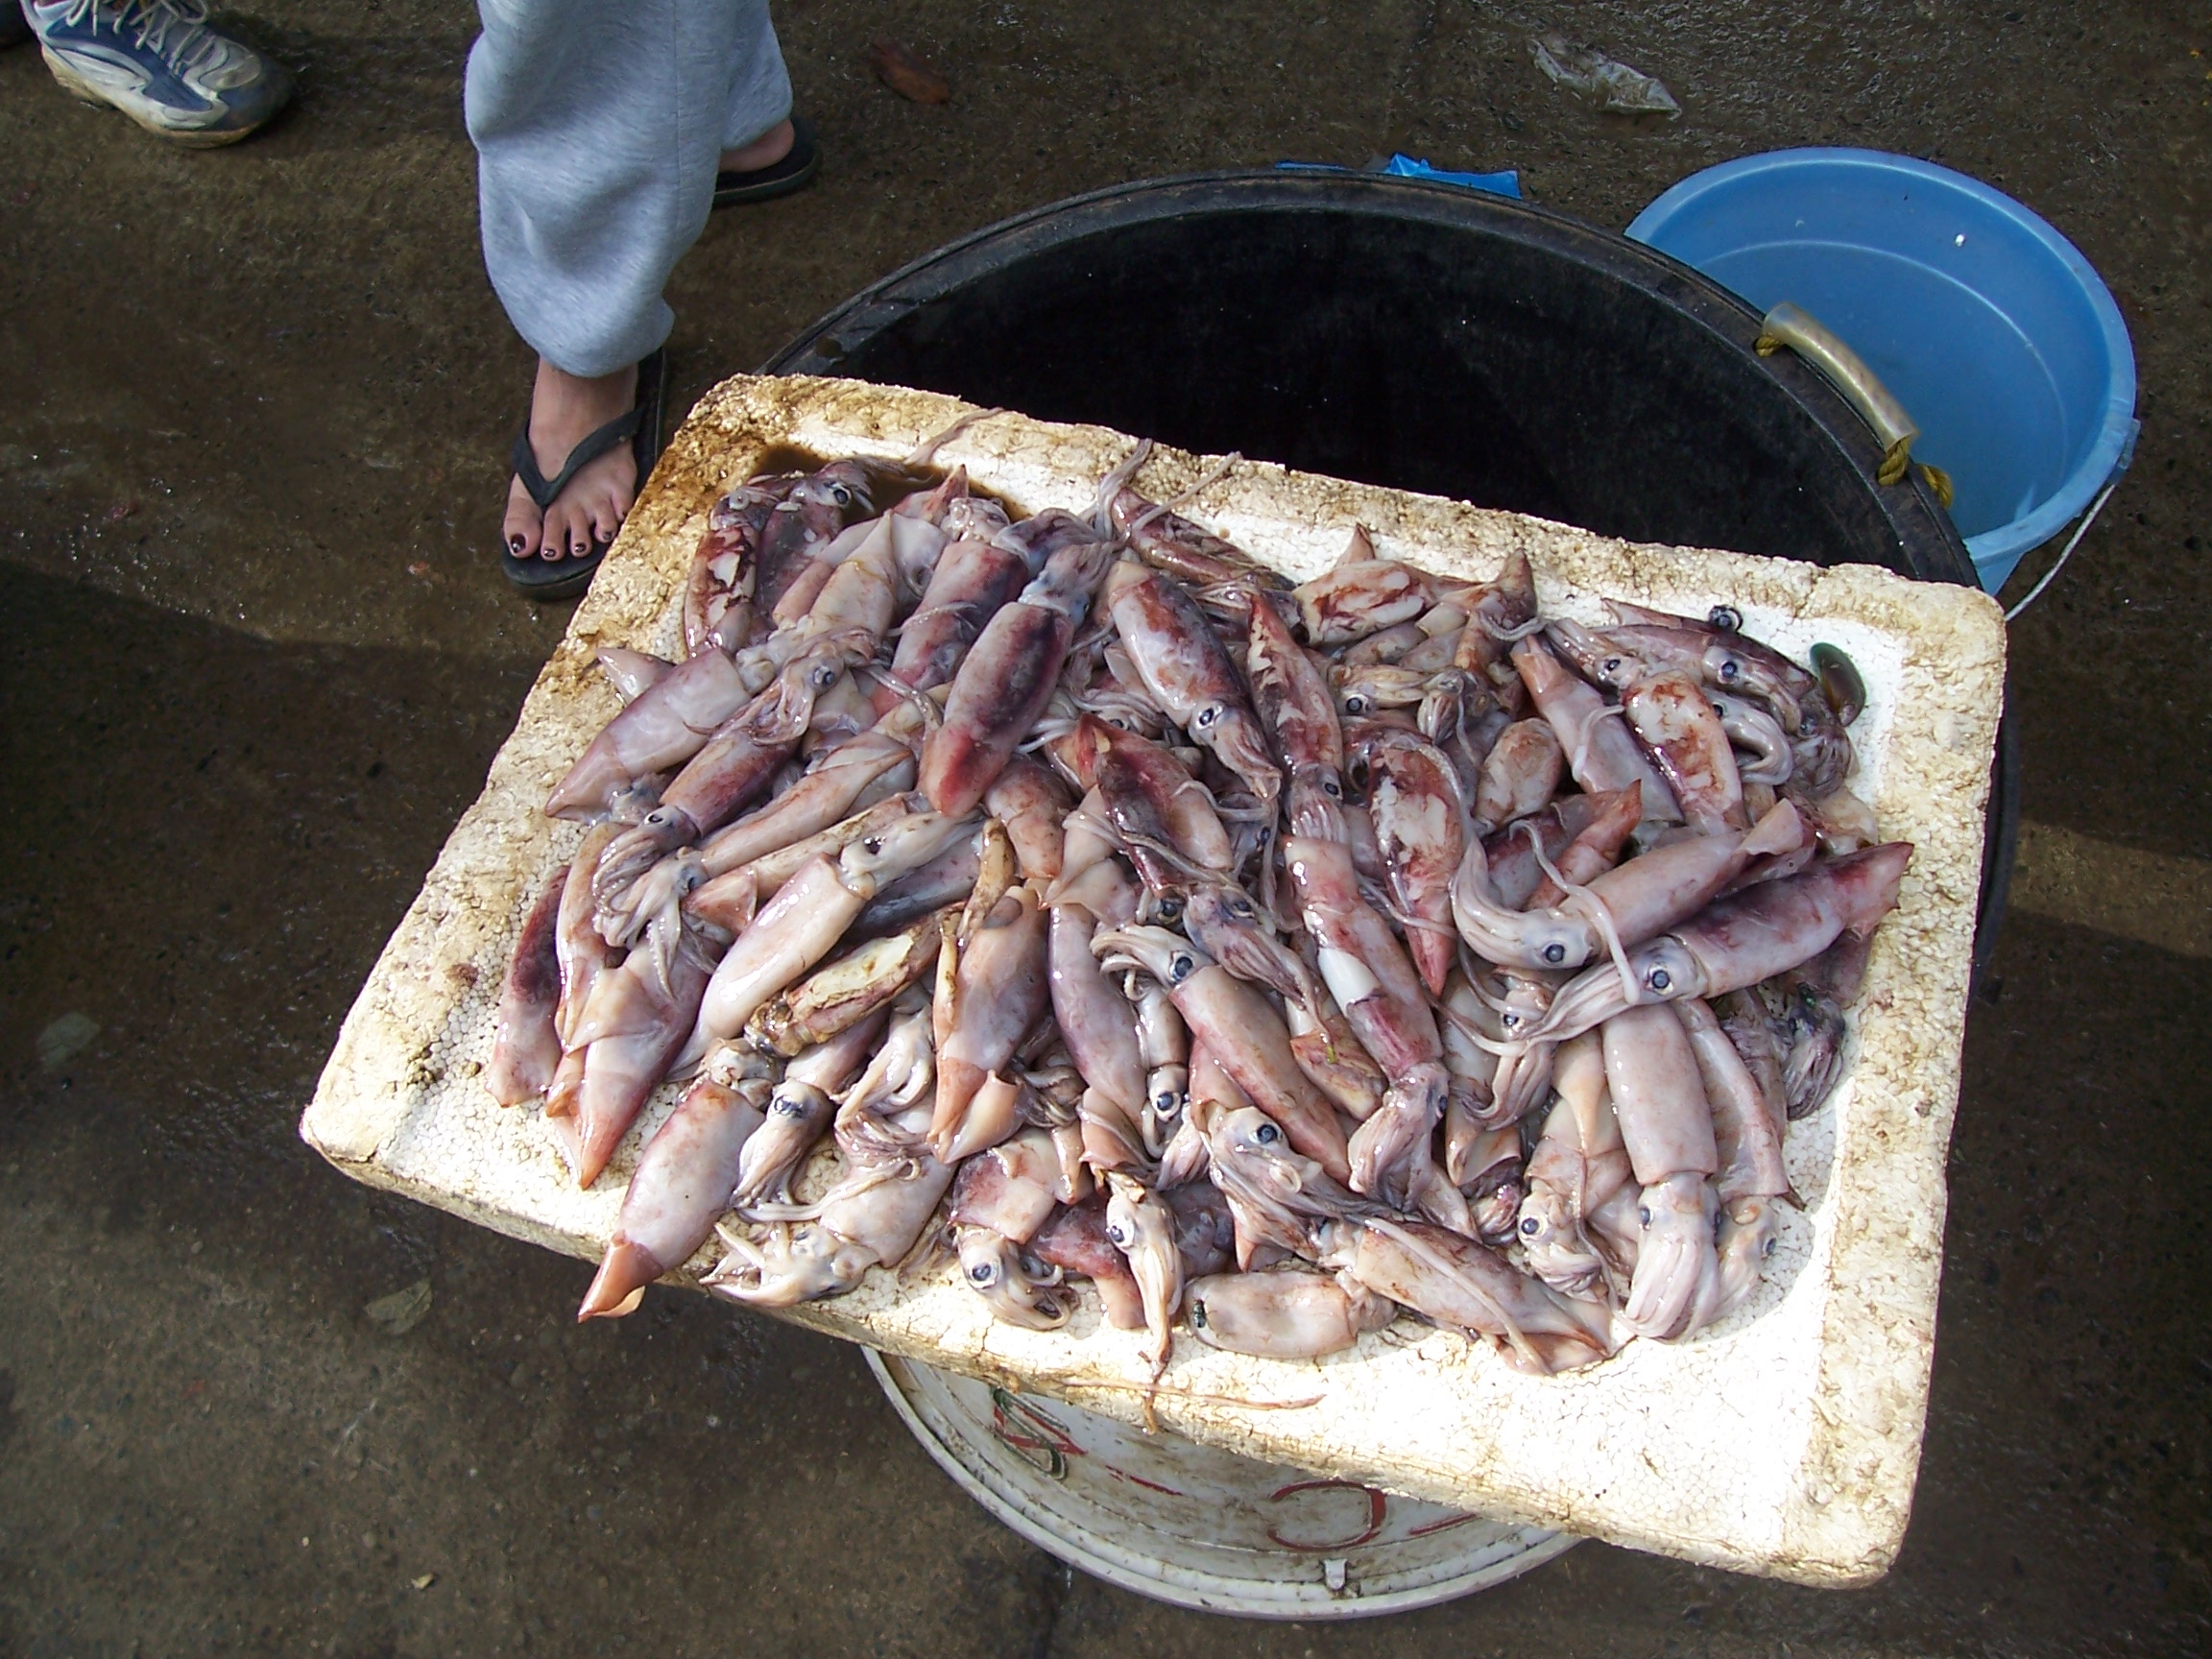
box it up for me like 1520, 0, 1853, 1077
1755, 301, 1952, 505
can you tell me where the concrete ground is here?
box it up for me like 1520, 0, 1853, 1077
2, 1, 2207, 1652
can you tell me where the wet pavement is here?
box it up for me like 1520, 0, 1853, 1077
3, 1, 2208, 1653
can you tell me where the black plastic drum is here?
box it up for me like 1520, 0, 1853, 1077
764, 172, 2014, 962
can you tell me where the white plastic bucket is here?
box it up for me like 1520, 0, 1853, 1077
867, 1350, 1576, 1618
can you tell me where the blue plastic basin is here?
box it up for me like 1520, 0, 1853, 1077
1627, 148, 2135, 592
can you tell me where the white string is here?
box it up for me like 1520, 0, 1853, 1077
2005, 477, 2120, 623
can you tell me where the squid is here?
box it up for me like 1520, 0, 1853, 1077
1623, 668, 1748, 832
706, 1061, 952, 1307
695, 810, 974, 1044
1350, 725, 1468, 996
576, 1050, 770, 1320
552, 913, 720, 1190
928, 884, 1052, 1161
686, 794, 933, 933
949, 1130, 1082, 1330
1510, 635, 1681, 822
1084, 717, 1236, 885
1470, 718, 1565, 833
595, 646, 675, 705
1514, 1030, 1635, 1301
1451, 797, 1811, 973
983, 756, 1072, 884
1600, 604, 1859, 797
1310, 1217, 1617, 1375
922, 523, 1117, 815
1103, 558, 1282, 808
681, 474, 798, 655
1521, 782, 1643, 910
880, 506, 1036, 706
1094, 926, 1351, 1182
1105, 1172, 1185, 1375
1281, 833, 1444, 1201
1030, 1197, 1148, 1329
486, 868, 566, 1107
1522, 841, 1913, 1044
730, 1011, 887, 1209
1600, 1003, 1719, 1340
1047, 882, 1147, 1126
745, 912, 941, 1058
1181, 884, 1316, 1014
1186, 1268, 1394, 1359
1293, 541, 1434, 644
1449, 548, 1539, 701
1243, 589, 1346, 781
1106, 475, 1291, 599
1677, 997, 1789, 1324
545, 645, 757, 823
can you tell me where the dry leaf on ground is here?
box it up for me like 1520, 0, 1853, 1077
867, 39, 951, 104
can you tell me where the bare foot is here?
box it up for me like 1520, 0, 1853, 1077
719, 118, 794, 175
504, 358, 639, 565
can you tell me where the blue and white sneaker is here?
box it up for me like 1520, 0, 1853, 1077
27, 1, 292, 146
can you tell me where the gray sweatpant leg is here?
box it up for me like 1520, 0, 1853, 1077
466, 0, 792, 377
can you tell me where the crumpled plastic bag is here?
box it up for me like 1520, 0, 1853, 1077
1529, 32, 1681, 116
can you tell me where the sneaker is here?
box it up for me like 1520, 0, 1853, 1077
27, 1, 292, 146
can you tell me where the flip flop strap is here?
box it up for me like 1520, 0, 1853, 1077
511, 403, 647, 512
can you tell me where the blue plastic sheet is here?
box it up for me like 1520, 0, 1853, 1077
1276, 156, 1522, 199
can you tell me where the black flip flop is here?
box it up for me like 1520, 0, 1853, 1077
711, 115, 819, 209
501, 348, 667, 601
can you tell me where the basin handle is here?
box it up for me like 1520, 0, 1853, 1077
1755, 302, 1953, 507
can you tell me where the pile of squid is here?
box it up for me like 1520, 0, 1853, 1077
481, 430, 1910, 1379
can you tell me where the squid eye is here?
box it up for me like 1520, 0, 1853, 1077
830, 483, 854, 508
1542, 943, 1566, 964
1034, 1298, 1063, 1316
1344, 694, 1370, 715
1153, 1090, 1183, 1117
809, 663, 838, 688
1194, 705, 1221, 729
1602, 657, 1623, 676
1760, 1233, 1779, 1260
1647, 967, 1672, 993
1520, 1214, 1543, 1238
1708, 605, 1743, 633
1639, 1205, 1653, 1229
1155, 897, 1184, 924
969, 1261, 998, 1286
1718, 659, 1742, 684
1254, 1121, 1281, 1145
1168, 952, 1195, 982
861, 836, 884, 855
1106, 1221, 1131, 1247
1321, 777, 1342, 798
1189, 1302, 1209, 1330
1227, 896, 1254, 917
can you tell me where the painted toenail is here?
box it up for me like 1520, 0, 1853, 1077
508, 535, 525, 554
